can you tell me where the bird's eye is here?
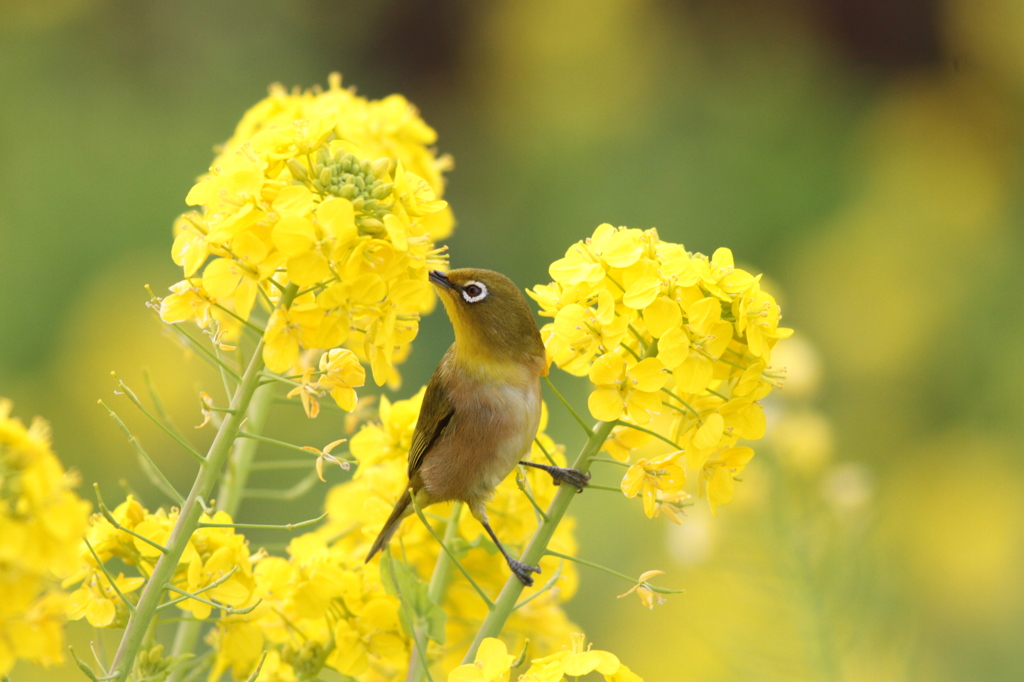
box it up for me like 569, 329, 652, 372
461, 281, 488, 303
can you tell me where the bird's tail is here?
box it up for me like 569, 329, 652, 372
365, 489, 413, 562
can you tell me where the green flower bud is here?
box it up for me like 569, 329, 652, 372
283, 640, 327, 680
371, 157, 391, 178
358, 216, 385, 235
317, 145, 332, 166
286, 158, 309, 181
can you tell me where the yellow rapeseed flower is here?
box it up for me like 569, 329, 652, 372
587, 353, 667, 425
316, 348, 366, 411
169, 386, 582, 680
617, 569, 668, 609
0, 399, 90, 675
160, 75, 453, 402
600, 424, 652, 462
533, 224, 793, 515
447, 637, 516, 682
65, 570, 145, 628
519, 633, 641, 682
703, 446, 755, 515
620, 453, 687, 518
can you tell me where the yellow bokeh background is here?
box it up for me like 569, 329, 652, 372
3, 1, 1023, 679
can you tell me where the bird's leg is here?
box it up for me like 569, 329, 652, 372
519, 460, 591, 492
479, 519, 541, 587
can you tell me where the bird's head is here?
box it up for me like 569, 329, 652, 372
429, 268, 547, 377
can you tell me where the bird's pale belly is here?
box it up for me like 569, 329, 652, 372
417, 379, 541, 510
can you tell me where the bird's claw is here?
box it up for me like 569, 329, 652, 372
549, 467, 591, 492
508, 558, 542, 586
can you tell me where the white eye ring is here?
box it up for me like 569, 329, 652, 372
461, 280, 488, 303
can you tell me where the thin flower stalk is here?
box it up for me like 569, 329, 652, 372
463, 418, 616, 662
406, 502, 469, 682
217, 382, 277, 516
107, 320, 280, 680
98, 400, 184, 505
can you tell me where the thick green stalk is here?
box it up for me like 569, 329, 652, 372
164, 619, 202, 682
164, 380, 276, 682
107, 339, 269, 680
218, 381, 276, 516
407, 503, 463, 682
462, 420, 615, 662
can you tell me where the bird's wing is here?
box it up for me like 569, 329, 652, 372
407, 361, 455, 478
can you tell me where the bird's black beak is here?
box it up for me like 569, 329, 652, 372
429, 270, 456, 290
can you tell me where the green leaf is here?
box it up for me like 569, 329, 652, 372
380, 551, 447, 645
448, 533, 496, 556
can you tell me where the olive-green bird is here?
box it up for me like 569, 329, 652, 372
364, 268, 589, 585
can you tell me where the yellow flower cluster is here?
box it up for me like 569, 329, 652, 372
160, 74, 453, 396
63, 390, 576, 681
207, 533, 408, 682
62, 490, 405, 682
531, 224, 792, 515
198, 390, 580, 681
64, 497, 257, 629
0, 400, 90, 675
450, 634, 643, 682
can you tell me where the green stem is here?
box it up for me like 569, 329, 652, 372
544, 549, 680, 594
410, 496, 493, 608
211, 301, 265, 336
218, 382, 276, 517
99, 401, 183, 505
661, 387, 700, 417
112, 286, 299, 682
512, 562, 563, 611
157, 568, 239, 611
243, 471, 318, 500
164, 586, 261, 615
236, 431, 312, 455
627, 324, 649, 352
619, 343, 643, 362
215, 347, 238, 402
463, 419, 616, 662
142, 369, 190, 446
515, 473, 549, 522
165, 349, 279, 682
94, 485, 168, 554
586, 483, 626, 492
172, 325, 242, 381
406, 503, 465, 682
543, 376, 592, 435
533, 437, 558, 466
591, 457, 630, 467
115, 377, 205, 463
612, 420, 681, 450
107, 337, 268, 680
249, 460, 319, 471
197, 512, 327, 530
84, 539, 134, 612
385, 550, 434, 682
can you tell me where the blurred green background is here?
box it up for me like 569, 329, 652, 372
3, 1, 1023, 680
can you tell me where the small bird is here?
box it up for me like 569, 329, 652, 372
364, 268, 589, 585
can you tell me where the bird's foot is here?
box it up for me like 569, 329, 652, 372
548, 466, 591, 492
508, 558, 542, 586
